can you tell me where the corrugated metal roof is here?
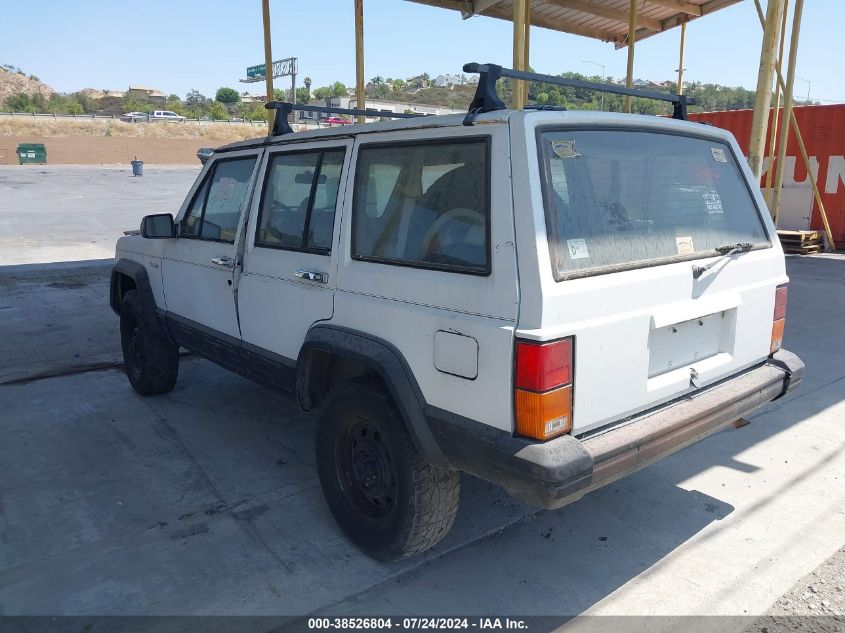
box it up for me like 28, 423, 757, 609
406, 0, 742, 47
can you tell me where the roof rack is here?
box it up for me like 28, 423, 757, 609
462, 62, 693, 126
264, 101, 425, 136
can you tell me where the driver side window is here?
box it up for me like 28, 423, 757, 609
181, 156, 257, 242
352, 138, 490, 274
255, 149, 345, 253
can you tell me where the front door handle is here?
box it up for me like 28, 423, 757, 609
295, 269, 328, 284
210, 256, 234, 267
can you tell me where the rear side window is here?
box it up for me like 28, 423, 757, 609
352, 139, 490, 274
538, 130, 770, 279
181, 157, 257, 242
256, 149, 344, 253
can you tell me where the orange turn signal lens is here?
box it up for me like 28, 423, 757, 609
515, 385, 572, 441
771, 318, 785, 354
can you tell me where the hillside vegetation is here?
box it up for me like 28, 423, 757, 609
0, 118, 263, 142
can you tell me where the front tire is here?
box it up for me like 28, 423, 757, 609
316, 380, 460, 561
119, 290, 178, 395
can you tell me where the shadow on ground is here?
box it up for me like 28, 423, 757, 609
0, 256, 843, 620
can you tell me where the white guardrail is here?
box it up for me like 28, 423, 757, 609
0, 111, 269, 127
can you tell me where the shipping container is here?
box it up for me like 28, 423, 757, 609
688, 104, 845, 248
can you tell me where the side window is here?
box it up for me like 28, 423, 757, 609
255, 148, 344, 253
181, 156, 257, 242
352, 139, 489, 274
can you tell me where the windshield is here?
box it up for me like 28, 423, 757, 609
538, 129, 770, 280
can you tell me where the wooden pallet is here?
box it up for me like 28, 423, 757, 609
783, 243, 824, 255
778, 229, 824, 254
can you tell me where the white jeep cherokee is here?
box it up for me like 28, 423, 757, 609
110, 72, 803, 561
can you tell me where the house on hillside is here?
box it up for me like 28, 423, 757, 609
126, 85, 167, 103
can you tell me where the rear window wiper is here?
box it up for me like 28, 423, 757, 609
692, 242, 754, 279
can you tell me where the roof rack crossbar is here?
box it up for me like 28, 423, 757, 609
265, 101, 425, 136
462, 62, 693, 124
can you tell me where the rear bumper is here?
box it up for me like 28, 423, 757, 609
428, 349, 804, 509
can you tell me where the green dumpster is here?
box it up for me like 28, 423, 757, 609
17, 143, 47, 165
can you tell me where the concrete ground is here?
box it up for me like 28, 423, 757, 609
0, 168, 843, 628
0, 165, 198, 265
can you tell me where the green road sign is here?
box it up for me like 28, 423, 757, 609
247, 64, 266, 79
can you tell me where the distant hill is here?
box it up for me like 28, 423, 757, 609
0, 65, 54, 110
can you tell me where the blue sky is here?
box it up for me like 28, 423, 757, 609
3, 0, 843, 103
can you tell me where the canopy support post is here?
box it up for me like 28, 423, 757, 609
354, 0, 365, 123
512, 0, 528, 109
262, 0, 274, 132
677, 21, 686, 96
765, 0, 790, 206
749, 0, 786, 180
624, 0, 637, 113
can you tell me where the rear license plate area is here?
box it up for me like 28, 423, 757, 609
648, 311, 733, 378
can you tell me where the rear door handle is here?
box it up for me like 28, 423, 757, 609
210, 256, 234, 267
295, 269, 328, 284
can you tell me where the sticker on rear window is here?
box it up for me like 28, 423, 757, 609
552, 140, 581, 159
567, 238, 590, 259
711, 147, 727, 162
676, 236, 695, 255
703, 190, 724, 214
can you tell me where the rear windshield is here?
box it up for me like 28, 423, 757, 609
538, 129, 770, 280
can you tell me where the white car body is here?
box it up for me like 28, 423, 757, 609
112, 108, 804, 550
149, 110, 185, 122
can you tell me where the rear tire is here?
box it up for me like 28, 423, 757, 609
119, 290, 178, 395
316, 380, 460, 561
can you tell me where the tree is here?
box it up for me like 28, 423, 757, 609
215, 87, 241, 104
304, 77, 312, 93
296, 87, 311, 104
185, 89, 208, 106
208, 101, 229, 120
167, 94, 180, 102
330, 81, 348, 97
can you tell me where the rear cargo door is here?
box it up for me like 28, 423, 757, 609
515, 119, 786, 436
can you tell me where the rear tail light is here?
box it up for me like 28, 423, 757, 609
514, 338, 573, 441
771, 283, 788, 353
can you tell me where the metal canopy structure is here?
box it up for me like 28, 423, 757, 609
406, 0, 742, 47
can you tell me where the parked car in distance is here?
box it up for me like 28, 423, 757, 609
322, 116, 350, 125
120, 111, 149, 123
149, 110, 186, 122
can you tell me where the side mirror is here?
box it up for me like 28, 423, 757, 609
140, 213, 176, 239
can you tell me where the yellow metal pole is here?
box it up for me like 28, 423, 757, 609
748, 0, 786, 180
771, 0, 804, 225
677, 21, 686, 96
262, 0, 275, 132
624, 0, 637, 113
512, 0, 527, 109
524, 0, 531, 72
354, 0, 365, 123
766, 0, 789, 203
753, 0, 836, 249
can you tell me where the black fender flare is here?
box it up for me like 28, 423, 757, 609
296, 324, 451, 469
110, 259, 159, 321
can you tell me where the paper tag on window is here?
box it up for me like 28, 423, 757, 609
567, 238, 590, 259
703, 190, 724, 214
552, 140, 581, 159
711, 148, 727, 163
676, 236, 695, 255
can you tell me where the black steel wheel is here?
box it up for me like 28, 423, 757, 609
316, 379, 460, 561
119, 290, 178, 395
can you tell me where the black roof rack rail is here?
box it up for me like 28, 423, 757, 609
264, 101, 426, 136
462, 62, 693, 125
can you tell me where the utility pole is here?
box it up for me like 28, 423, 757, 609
582, 60, 605, 110
354, 0, 365, 123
